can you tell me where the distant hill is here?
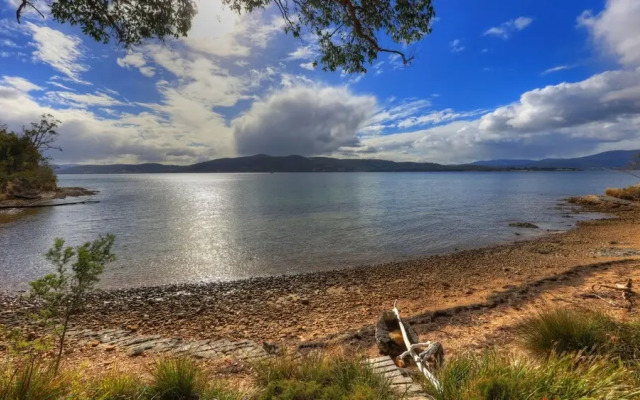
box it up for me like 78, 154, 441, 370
57, 154, 538, 174
473, 150, 640, 169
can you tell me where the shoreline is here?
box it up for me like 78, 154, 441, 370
2, 195, 639, 353
0, 186, 97, 208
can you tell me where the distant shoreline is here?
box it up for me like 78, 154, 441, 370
55, 154, 583, 174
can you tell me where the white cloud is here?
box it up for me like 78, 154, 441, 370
25, 23, 88, 83
450, 39, 464, 53
397, 109, 485, 129
0, 75, 43, 92
117, 51, 155, 77
299, 62, 315, 71
541, 65, 574, 75
1, 39, 18, 48
233, 85, 376, 156
479, 69, 640, 135
484, 16, 533, 39
45, 91, 125, 108
578, 0, 640, 67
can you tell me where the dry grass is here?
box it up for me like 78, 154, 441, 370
606, 185, 640, 201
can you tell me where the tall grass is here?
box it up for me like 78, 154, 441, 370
254, 352, 399, 400
89, 370, 147, 400
147, 358, 208, 400
519, 308, 640, 360
423, 351, 640, 400
0, 358, 68, 400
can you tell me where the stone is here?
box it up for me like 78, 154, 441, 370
128, 346, 145, 357
509, 222, 539, 228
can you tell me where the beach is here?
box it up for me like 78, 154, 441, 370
2, 195, 639, 369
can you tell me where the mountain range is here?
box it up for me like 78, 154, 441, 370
472, 150, 639, 169
55, 150, 639, 174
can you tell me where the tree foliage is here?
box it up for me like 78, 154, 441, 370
0, 115, 61, 198
29, 234, 116, 373
17, 0, 435, 73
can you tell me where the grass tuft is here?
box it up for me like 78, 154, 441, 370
0, 358, 68, 400
422, 351, 639, 400
253, 351, 399, 400
148, 358, 207, 400
519, 308, 613, 357
519, 308, 640, 360
90, 370, 147, 400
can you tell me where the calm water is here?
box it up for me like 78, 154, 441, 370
0, 171, 636, 290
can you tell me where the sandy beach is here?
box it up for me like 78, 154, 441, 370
2, 194, 640, 373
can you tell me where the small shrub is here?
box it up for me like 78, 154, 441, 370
254, 352, 398, 400
148, 358, 207, 400
605, 185, 640, 201
422, 352, 638, 400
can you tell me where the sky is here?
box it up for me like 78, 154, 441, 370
0, 0, 639, 165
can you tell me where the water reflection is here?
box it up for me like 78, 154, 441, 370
0, 171, 636, 290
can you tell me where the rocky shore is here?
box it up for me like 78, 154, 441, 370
2, 194, 639, 367
0, 186, 97, 209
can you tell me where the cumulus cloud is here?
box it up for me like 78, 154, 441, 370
233, 85, 376, 156
578, 0, 640, 67
484, 16, 533, 39
479, 69, 640, 135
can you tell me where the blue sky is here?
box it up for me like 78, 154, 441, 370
0, 0, 639, 164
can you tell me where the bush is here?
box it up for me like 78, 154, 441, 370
519, 308, 640, 360
254, 352, 398, 400
605, 185, 640, 201
148, 358, 208, 400
422, 352, 639, 400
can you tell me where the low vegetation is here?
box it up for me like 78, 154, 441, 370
606, 184, 640, 201
423, 352, 638, 400
0, 114, 61, 201
519, 308, 640, 360
4, 244, 640, 400
253, 352, 398, 400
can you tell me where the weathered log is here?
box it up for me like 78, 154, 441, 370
392, 300, 441, 390
375, 310, 419, 358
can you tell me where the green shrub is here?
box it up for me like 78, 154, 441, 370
520, 308, 640, 360
254, 352, 398, 400
422, 352, 639, 400
0, 358, 68, 400
148, 358, 207, 400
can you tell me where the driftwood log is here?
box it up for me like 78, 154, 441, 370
375, 301, 443, 390
592, 278, 637, 309
375, 310, 419, 358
